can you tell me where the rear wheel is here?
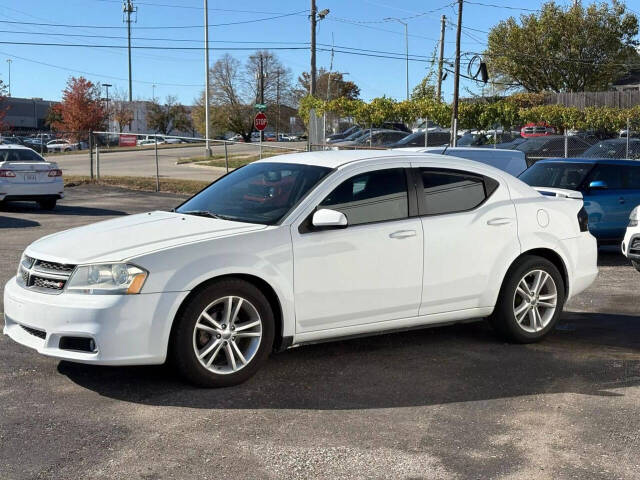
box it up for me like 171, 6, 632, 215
172, 279, 274, 387
37, 199, 57, 210
489, 255, 565, 343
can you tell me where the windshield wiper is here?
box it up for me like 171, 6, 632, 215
180, 210, 231, 220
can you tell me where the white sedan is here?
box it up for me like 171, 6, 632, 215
0, 145, 64, 209
46, 139, 77, 152
622, 206, 640, 271
3, 151, 598, 387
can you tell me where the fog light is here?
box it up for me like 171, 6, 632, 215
89, 339, 96, 352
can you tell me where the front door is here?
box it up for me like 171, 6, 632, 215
291, 166, 423, 333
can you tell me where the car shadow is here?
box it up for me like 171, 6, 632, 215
598, 247, 631, 267
0, 216, 40, 228
59, 312, 640, 410
0, 202, 126, 217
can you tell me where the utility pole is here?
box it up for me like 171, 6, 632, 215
450, 0, 463, 147
276, 69, 281, 140
203, 0, 211, 156
123, 0, 136, 102
309, 2, 329, 96
259, 53, 265, 142
385, 18, 409, 100
103, 83, 112, 130
6, 59, 11, 97
310, 0, 317, 96
436, 15, 446, 101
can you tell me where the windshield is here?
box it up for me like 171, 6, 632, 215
518, 162, 593, 190
457, 133, 487, 147
0, 148, 45, 162
344, 129, 369, 142
583, 140, 640, 159
176, 162, 332, 225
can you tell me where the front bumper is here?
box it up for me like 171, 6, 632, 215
622, 231, 640, 260
0, 179, 64, 201
3, 276, 188, 365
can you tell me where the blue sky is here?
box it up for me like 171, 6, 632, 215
0, 0, 619, 105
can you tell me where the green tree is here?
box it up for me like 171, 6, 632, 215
294, 68, 360, 101
485, 1, 639, 92
146, 95, 191, 135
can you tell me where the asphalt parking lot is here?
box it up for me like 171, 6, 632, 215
1, 185, 639, 479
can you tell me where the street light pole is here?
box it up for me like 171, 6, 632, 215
436, 15, 446, 101
385, 18, 409, 100
203, 0, 211, 157
103, 84, 112, 130
6, 59, 11, 97
450, 0, 463, 147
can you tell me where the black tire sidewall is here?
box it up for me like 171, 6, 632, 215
172, 279, 275, 387
492, 256, 565, 343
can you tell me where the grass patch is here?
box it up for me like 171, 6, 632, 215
177, 151, 290, 168
64, 175, 209, 195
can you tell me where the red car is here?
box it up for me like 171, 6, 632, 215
520, 123, 556, 138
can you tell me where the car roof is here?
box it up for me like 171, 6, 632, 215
534, 157, 640, 166
0, 144, 33, 150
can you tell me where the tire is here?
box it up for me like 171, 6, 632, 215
171, 278, 275, 387
37, 199, 57, 210
489, 255, 565, 343
632, 260, 640, 273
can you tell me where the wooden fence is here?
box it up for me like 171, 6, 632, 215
544, 90, 640, 108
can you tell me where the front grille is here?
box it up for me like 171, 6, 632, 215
18, 257, 76, 294
20, 325, 46, 339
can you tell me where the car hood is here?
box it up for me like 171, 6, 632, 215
25, 211, 267, 264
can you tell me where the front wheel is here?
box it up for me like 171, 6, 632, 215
632, 260, 640, 273
171, 279, 275, 387
489, 255, 565, 343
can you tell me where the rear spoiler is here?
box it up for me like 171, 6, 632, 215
533, 187, 583, 199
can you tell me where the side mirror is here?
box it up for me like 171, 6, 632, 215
312, 209, 348, 229
589, 180, 608, 190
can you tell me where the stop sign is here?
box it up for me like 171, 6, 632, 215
254, 112, 268, 131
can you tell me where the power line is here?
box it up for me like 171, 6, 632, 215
464, 1, 539, 12
0, 10, 307, 30
331, 2, 457, 24
90, 0, 290, 13
0, 41, 312, 51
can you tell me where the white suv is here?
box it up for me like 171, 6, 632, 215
622, 206, 640, 271
3, 151, 598, 387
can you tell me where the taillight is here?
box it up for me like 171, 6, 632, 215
48, 169, 63, 177
577, 206, 589, 232
0, 169, 16, 177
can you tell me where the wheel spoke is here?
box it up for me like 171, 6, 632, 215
234, 319, 260, 332
518, 279, 533, 297
534, 307, 543, 331
538, 301, 556, 308
539, 293, 556, 301
230, 298, 243, 325
195, 322, 216, 333
225, 343, 237, 371
514, 301, 529, 321
205, 341, 224, 367
198, 339, 221, 360
224, 297, 233, 325
235, 331, 261, 338
231, 341, 246, 365
528, 308, 537, 330
200, 311, 222, 330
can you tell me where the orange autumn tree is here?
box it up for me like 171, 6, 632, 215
48, 76, 107, 141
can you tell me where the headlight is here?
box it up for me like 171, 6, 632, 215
66, 263, 148, 295
629, 207, 638, 227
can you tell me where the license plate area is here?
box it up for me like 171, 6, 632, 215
24, 174, 37, 182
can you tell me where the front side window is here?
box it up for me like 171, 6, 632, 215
587, 164, 624, 189
420, 168, 495, 215
176, 162, 331, 225
319, 168, 408, 226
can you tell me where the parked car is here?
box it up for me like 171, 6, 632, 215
137, 139, 157, 146
621, 206, 640, 271
0, 145, 63, 210
378, 122, 411, 133
520, 123, 556, 138
582, 138, 640, 159
4, 150, 598, 387
389, 130, 450, 148
336, 129, 409, 148
327, 128, 370, 145
405, 147, 528, 177
515, 135, 594, 163
46, 139, 77, 152
0, 136, 26, 146
325, 125, 361, 143
519, 158, 640, 243
492, 137, 529, 150
22, 137, 49, 153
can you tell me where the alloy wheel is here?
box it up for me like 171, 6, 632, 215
192, 296, 262, 375
512, 269, 558, 333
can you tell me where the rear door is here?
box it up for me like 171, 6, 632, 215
414, 166, 520, 314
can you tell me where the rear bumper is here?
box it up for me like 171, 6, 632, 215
0, 179, 64, 201
564, 232, 598, 300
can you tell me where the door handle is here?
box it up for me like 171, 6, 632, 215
389, 230, 417, 239
619, 197, 625, 204
487, 217, 514, 226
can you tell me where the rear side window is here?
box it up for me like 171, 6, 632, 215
419, 168, 497, 216
319, 168, 408, 225
621, 166, 640, 189
0, 148, 44, 162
